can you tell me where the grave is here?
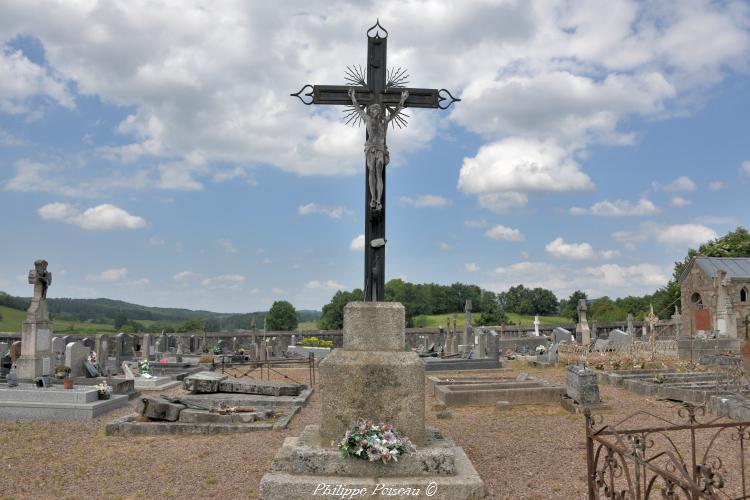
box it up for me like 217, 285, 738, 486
429, 375, 565, 407
0, 383, 128, 420
560, 365, 606, 413
65, 341, 90, 378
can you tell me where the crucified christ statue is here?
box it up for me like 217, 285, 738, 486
348, 88, 408, 212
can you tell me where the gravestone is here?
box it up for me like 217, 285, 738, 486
476, 330, 487, 359
156, 333, 167, 353
167, 335, 176, 351
96, 334, 110, 376
176, 337, 185, 355
607, 329, 630, 343
626, 313, 634, 335
65, 342, 89, 378
566, 365, 600, 406
259, 340, 268, 361
16, 259, 54, 379
121, 361, 135, 380
189, 335, 197, 353
552, 327, 573, 344
0, 342, 8, 358
533, 315, 540, 336
141, 334, 152, 359
576, 299, 591, 346
51, 337, 65, 366
462, 300, 473, 354
115, 332, 134, 367
10, 341, 21, 364
81, 337, 94, 350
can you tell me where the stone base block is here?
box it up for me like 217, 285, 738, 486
0, 389, 128, 421
15, 355, 53, 381
259, 425, 485, 500
319, 349, 425, 446
423, 358, 502, 372
218, 378, 304, 396
343, 302, 405, 351
560, 395, 609, 414
183, 371, 226, 393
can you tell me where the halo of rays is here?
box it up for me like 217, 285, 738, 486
342, 65, 411, 129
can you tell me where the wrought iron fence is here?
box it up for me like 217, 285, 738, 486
585, 404, 750, 499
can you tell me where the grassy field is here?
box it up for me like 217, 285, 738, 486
297, 321, 318, 331
412, 311, 572, 327
0, 305, 114, 334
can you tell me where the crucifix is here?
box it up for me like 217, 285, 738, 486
292, 20, 459, 301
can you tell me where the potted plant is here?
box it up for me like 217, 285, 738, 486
54, 365, 70, 379
94, 380, 111, 400
63, 369, 74, 389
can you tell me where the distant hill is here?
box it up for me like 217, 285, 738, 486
0, 292, 321, 330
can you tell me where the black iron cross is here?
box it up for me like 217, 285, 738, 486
292, 21, 459, 301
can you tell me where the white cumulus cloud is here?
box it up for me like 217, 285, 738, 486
484, 225, 525, 241
399, 194, 452, 208
545, 238, 594, 260
298, 203, 351, 219
570, 198, 659, 216
670, 196, 691, 207
663, 176, 696, 192
306, 280, 345, 290
465, 263, 480, 272
37, 203, 146, 230
86, 268, 128, 282
349, 234, 365, 251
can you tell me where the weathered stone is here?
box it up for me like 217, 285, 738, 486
218, 378, 303, 396
342, 302, 405, 352
183, 371, 227, 393
96, 334, 110, 376
436, 409, 452, 419
137, 396, 185, 421
65, 342, 89, 378
566, 364, 600, 405
319, 349, 425, 446
178, 409, 260, 424
516, 372, 529, 381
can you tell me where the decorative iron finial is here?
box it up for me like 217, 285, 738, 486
290, 84, 314, 105
367, 19, 388, 39
438, 89, 461, 109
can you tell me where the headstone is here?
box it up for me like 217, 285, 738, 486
176, 337, 185, 355
51, 337, 65, 366
83, 360, 98, 377
167, 334, 176, 351
552, 327, 573, 344
121, 361, 135, 380
533, 315, 540, 336
0, 342, 8, 358
607, 329, 630, 343
476, 330, 487, 359
141, 334, 152, 359
232, 336, 238, 353
115, 332, 134, 365
65, 341, 88, 378
157, 333, 167, 353
60, 335, 70, 346
81, 337, 94, 351
566, 365, 600, 405
16, 259, 55, 379
463, 300, 473, 354
259, 340, 268, 361
96, 334, 110, 376
576, 299, 591, 346
626, 313, 634, 335
189, 334, 197, 353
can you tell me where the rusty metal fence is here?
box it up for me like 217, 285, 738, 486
585, 404, 750, 499
559, 340, 678, 366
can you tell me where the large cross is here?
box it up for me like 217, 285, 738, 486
292, 20, 459, 301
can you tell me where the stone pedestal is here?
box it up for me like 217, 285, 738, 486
16, 305, 53, 380
259, 301, 484, 498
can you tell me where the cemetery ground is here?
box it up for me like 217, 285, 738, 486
1, 363, 745, 499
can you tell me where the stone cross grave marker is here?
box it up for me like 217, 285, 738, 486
292, 21, 459, 301
16, 259, 54, 379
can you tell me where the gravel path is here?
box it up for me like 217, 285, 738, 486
0, 363, 745, 499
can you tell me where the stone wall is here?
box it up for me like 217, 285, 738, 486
680, 265, 750, 338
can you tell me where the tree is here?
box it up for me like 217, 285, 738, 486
266, 300, 298, 331
589, 296, 627, 322
476, 301, 508, 326
113, 313, 128, 330
559, 290, 587, 321
319, 289, 365, 330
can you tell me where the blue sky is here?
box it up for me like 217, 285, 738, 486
0, 1, 748, 312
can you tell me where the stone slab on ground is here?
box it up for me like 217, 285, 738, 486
566, 365, 601, 405
137, 396, 186, 421
433, 377, 565, 407
423, 358, 502, 372
173, 387, 313, 408
218, 378, 304, 396
183, 371, 227, 393
259, 426, 484, 500
560, 395, 609, 414
708, 394, 750, 420
106, 406, 300, 435
0, 383, 98, 403
133, 376, 181, 391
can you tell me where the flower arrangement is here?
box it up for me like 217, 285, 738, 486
300, 337, 334, 348
95, 381, 111, 400
139, 359, 151, 375
338, 419, 416, 463
535, 345, 546, 355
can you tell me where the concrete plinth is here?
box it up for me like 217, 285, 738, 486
16, 319, 54, 380
319, 349, 425, 446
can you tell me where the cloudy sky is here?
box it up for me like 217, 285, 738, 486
0, 0, 748, 312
